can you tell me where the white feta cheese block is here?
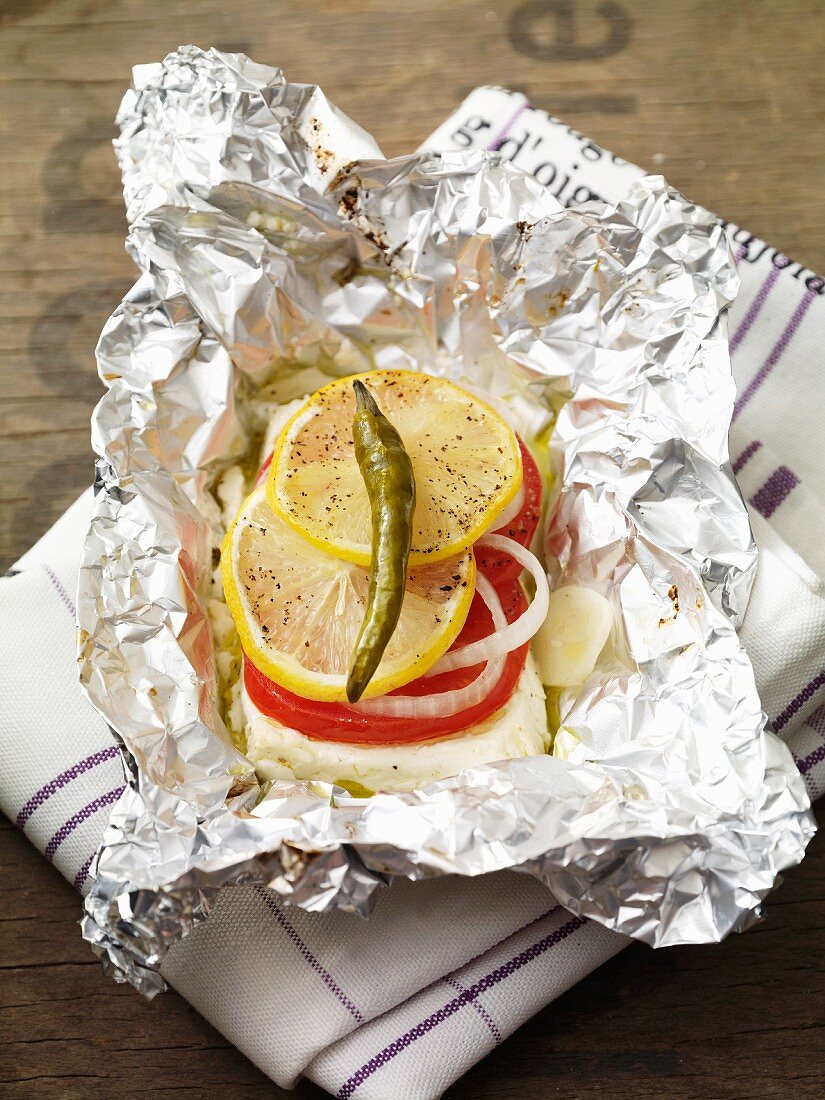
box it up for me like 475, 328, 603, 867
243, 654, 549, 794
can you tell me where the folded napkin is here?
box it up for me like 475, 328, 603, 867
2, 91, 824, 1100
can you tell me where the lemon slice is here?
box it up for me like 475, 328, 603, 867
267, 370, 522, 566
222, 484, 475, 701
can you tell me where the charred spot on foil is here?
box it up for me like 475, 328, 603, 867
668, 584, 680, 613
328, 161, 360, 192
659, 584, 681, 626
306, 116, 335, 175
361, 222, 390, 253
333, 258, 363, 287
547, 288, 571, 318
339, 187, 360, 217
335, 185, 393, 254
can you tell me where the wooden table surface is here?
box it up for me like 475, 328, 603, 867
1, 1, 824, 1097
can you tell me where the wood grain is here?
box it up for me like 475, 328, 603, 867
1, 0, 824, 1096
1, 0, 824, 568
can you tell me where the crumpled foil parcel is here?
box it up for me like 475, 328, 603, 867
77, 46, 815, 995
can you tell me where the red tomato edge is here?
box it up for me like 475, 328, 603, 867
244, 580, 530, 745
475, 436, 543, 586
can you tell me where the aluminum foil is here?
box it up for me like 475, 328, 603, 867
77, 46, 815, 996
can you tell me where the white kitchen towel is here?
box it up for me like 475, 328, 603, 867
1, 90, 824, 1099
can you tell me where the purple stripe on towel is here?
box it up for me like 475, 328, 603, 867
337, 913, 585, 1099
16, 745, 121, 828
442, 974, 502, 1043
773, 669, 825, 733
43, 564, 76, 618
732, 439, 762, 475
733, 291, 817, 420
792, 705, 825, 784
44, 786, 124, 861
729, 267, 780, 353
73, 850, 97, 892
750, 465, 799, 519
444, 905, 561, 977
254, 885, 364, 1023
796, 742, 825, 777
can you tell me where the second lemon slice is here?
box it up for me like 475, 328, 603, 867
222, 484, 475, 701
267, 370, 522, 566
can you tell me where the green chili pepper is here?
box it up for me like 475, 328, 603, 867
346, 380, 416, 703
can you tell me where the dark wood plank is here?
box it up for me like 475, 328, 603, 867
0, 816, 321, 1100
2, 1, 824, 1097
1, 0, 824, 568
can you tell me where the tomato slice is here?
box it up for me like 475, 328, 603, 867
476, 436, 542, 587
244, 581, 529, 745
